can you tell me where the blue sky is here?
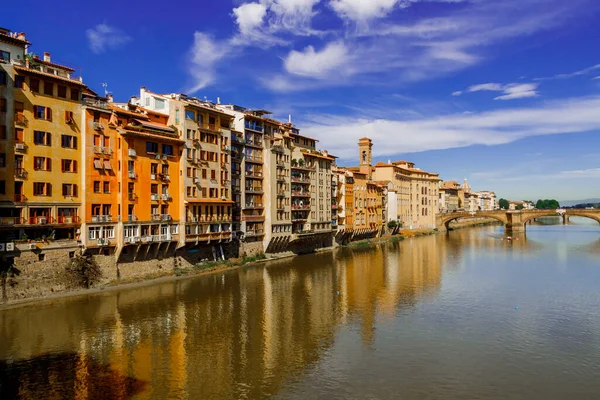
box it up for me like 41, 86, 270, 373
6, 0, 600, 201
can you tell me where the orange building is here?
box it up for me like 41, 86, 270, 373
80, 97, 184, 258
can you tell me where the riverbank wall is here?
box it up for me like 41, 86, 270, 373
0, 219, 497, 308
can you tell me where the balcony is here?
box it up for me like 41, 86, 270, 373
232, 135, 244, 144
245, 155, 263, 163
245, 139, 262, 148
56, 216, 81, 224
0, 217, 26, 226
291, 164, 316, 171
158, 174, 171, 182
292, 191, 311, 197
128, 149, 137, 157
124, 236, 142, 245
151, 193, 160, 201
221, 145, 230, 153
244, 203, 264, 209
292, 204, 311, 210
29, 216, 54, 225
15, 142, 27, 152
277, 189, 287, 197
232, 185, 241, 193
291, 176, 310, 183
161, 193, 172, 201
244, 122, 264, 133
14, 113, 27, 126
14, 194, 27, 203
276, 175, 286, 182
152, 214, 172, 221
93, 122, 105, 131
199, 122, 219, 132
245, 171, 263, 179
91, 215, 112, 223
245, 229, 265, 237
127, 214, 138, 222
128, 193, 138, 202
128, 171, 137, 179
276, 159, 286, 166
245, 187, 264, 194
14, 168, 27, 179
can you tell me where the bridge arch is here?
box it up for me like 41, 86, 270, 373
564, 212, 600, 225
440, 213, 507, 230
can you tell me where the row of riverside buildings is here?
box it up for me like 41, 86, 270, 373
0, 29, 497, 267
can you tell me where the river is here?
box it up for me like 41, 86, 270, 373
1, 219, 600, 399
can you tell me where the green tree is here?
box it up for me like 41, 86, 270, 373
498, 198, 510, 210
536, 199, 561, 209
516, 204, 524, 210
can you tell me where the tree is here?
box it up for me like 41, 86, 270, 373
536, 199, 561, 209
516, 204, 524, 210
498, 198, 510, 210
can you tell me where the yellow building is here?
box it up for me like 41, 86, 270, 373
1, 29, 84, 246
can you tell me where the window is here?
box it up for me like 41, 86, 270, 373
162, 144, 173, 155
0, 70, 6, 86
65, 110, 74, 124
15, 75, 24, 88
62, 184, 78, 197
61, 159, 77, 173
44, 81, 53, 95
0, 126, 6, 140
103, 182, 110, 193
0, 98, 6, 112
146, 141, 158, 153
185, 110, 195, 120
57, 85, 67, 98
0, 153, 5, 168
93, 181, 100, 193
33, 182, 52, 196
202, 169, 207, 179
34, 105, 52, 121
14, 128, 23, 142
155, 98, 165, 110
34, 157, 52, 171
61, 135, 77, 149
0, 181, 5, 195
34, 131, 51, 145
71, 88, 80, 101
29, 78, 40, 93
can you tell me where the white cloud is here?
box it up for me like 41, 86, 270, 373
266, 0, 321, 33
301, 96, 600, 159
494, 84, 538, 100
284, 42, 349, 77
452, 91, 463, 96
233, 3, 268, 35
459, 82, 539, 100
86, 24, 131, 54
593, 76, 600, 80
535, 63, 600, 81
330, 0, 399, 24
186, 32, 231, 93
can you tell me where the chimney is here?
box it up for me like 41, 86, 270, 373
107, 94, 114, 103
17, 32, 26, 41
217, 96, 221, 105
288, 114, 292, 124
43, 52, 51, 62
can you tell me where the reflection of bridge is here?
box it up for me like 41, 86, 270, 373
436, 209, 600, 233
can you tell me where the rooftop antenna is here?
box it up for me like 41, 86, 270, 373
288, 114, 292, 124
101, 82, 109, 97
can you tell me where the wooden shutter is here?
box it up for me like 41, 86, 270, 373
46, 107, 52, 121
46, 132, 52, 146
46, 183, 52, 197
46, 158, 52, 171
73, 160, 78, 173
62, 184, 67, 196
33, 105, 38, 118
73, 185, 78, 198
61, 160, 65, 172
73, 136, 78, 149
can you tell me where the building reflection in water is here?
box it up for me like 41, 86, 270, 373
0, 231, 527, 399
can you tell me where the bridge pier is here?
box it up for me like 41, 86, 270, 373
505, 223, 525, 235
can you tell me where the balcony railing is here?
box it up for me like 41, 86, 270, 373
244, 203, 264, 209
14, 194, 27, 203
245, 229, 265, 236
292, 204, 311, 210
29, 216, 55, 225
128, 193, 138, 201
0, 217, 26, 226
244, 122, 264, 133
291, 176, 310, 183
245, 171, 263, 178
93, 146, 112, 155
15, 142, 27, 152
127, 214, 138, 222
292, 191, 311, 197
291, 164, 315, 171
245, 139, 262, 147
14, 168, 27, 179
56, 216, 81, 224
245, 155, 263, 163
245, 187, 264, 194
128, 171, 137, 179
91, 215, 112, 223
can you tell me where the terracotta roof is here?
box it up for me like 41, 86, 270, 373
110, 105, 149, 119
0, 33, 30, 46
13, 65, 85, 86
185, 199, 234, 204
33, 59, 75, 72
301, 150, 335, 160
132, 119, 174, 133
120, 130, 184, 144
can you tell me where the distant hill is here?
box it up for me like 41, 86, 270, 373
561, 198, 600, 207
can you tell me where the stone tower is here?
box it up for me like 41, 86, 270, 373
358, 137, 373, 178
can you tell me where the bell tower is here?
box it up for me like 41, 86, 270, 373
358, 137, 373, 178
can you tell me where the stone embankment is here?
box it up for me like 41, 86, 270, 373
0, 220, 499, 309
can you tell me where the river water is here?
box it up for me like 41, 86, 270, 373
1, 219, 600, 399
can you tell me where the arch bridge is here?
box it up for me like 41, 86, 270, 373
436, 209, 600, 233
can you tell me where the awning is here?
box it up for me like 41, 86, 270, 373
93, 159, 102, 169
103, 160, 112, 170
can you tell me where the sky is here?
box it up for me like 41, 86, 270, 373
5, 0, 600, 201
